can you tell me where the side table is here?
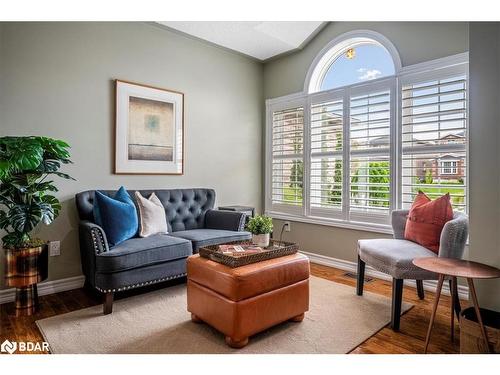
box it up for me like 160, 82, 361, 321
413, 257, 500, 353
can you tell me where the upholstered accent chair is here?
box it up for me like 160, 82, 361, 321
356, 209, 469, 331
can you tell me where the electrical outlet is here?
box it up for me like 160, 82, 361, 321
284, 221, 291, 232
49, 241, 61, 256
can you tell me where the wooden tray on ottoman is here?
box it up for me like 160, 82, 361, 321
199, 240, 298, 268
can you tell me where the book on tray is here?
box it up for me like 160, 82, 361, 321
218, 244, 264, 256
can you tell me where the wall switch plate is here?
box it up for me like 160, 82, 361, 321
49, 241, 61, 256
284, 221, 291, 232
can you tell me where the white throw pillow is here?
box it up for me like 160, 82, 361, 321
135, 192, 168, 237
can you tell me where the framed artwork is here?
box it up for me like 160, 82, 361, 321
115, 80, 184, 174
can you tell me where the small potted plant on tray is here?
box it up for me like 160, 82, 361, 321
246, 215, 273, 247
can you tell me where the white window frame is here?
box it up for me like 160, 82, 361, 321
265, 32, 469, 233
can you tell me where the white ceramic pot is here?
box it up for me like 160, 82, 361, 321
252, 233, 270, 247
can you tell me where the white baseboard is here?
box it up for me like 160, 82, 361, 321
0, 252, 470, 304
301, 250, 470, 301
0, 275, 85, 305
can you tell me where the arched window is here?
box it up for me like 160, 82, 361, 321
306, 31, 401, 93
320, 43, 395, 90
267, 30, 468, 231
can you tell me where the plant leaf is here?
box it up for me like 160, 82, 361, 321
9, 204, 42, 233
51, 171, 75, 180
5, 138, 44, 171
40, 195, 61, 224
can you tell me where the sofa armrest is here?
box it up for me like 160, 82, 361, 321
78, 221, 109, 287
79, 221, 109, 254
391, 209, 409, 239
205, 209, 246, 231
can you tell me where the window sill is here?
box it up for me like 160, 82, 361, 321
265, 210, 394, 235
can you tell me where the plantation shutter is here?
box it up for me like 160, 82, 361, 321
271, 106, 304, 209
401, 74, 467, 212
309, 98, 343, 213
349, 89, 392, 218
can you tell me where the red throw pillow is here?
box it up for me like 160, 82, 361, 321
404, 191, 453, 253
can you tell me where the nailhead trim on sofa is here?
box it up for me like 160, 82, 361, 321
95, 272, 187, 293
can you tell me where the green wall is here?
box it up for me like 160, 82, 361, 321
0, 22, 264, 289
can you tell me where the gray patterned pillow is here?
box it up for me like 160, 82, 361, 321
135, 192, 168, 237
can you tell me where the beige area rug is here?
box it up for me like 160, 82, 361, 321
36, 276, 412, 354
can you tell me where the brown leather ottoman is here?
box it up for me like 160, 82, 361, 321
187, 253, 310, 348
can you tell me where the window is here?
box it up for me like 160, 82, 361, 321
310, 98, 343, 213
270, 104, 304, 212
306, 77, 395, 225
321, 44, 395, 91
441, 160, 458, 175
349, 88, 392, 219
401, 73, 467, 212
266, 31, 468, 231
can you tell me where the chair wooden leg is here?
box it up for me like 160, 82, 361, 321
391, 278, 404, 331
356, 256, 365, 296
103, 292, 114, 315
416, 280, 425, 300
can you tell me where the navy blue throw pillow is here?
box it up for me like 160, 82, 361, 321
93, 187, 138, 246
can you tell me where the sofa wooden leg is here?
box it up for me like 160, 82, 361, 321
103, 292, 113, 315
416, 280, 425, 300
191, 313, 203, 323
225, 336, 249, 349
356, 256, 365, 296
391, 278, 404, 331
290, 313, 305, 322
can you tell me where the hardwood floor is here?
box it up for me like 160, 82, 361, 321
0, 264, 463, 354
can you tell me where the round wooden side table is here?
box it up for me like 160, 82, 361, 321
4, 245, 48, 316
413, 257, 500, 353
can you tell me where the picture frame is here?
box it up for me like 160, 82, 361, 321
114, 79, 184, 175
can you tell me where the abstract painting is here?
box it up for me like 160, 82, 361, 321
115, 80, 184, 174
127, 96, 173, 161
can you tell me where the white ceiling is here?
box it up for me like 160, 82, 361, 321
157, 21, 325, 61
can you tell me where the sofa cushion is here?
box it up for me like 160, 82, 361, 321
135, 192, 168, 237
96, 234, 192, 273
169, 229, 251, 251
358, 238, 438, 280
93, 186, 138, 246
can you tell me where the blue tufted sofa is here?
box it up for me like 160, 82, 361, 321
75, 188, 251, 314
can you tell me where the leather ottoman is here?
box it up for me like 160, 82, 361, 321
187, 253, 310, 348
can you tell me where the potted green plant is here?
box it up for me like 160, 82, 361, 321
246, 215, 273, 247
0, 136, 73, 314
